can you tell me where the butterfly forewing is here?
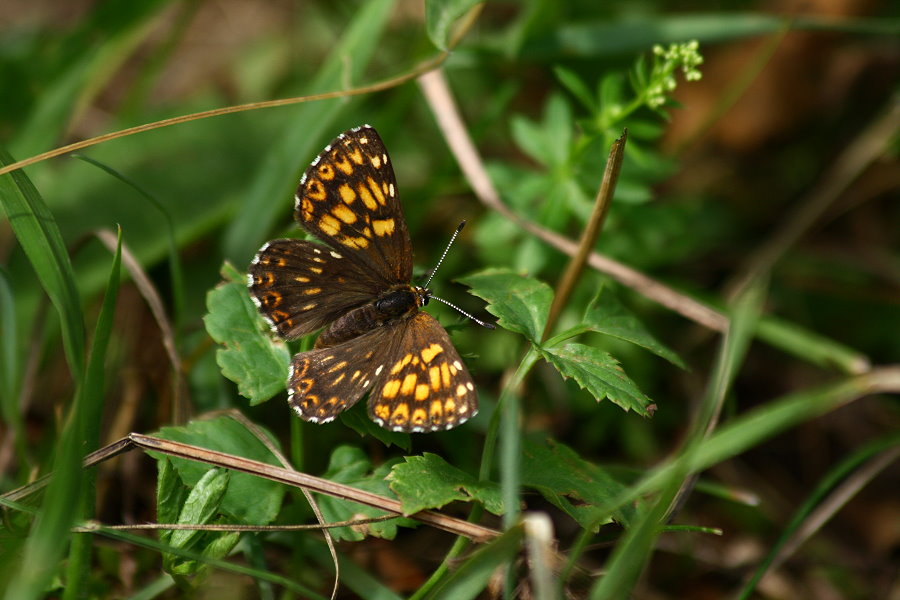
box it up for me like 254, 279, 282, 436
249, 239, 376, 339
295, 126, 412, 284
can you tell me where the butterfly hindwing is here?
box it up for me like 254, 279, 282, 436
295, 125, 412, 284
367, 312, 477, 432
287, 324, 399, 423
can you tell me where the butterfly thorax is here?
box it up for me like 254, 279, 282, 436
314, 284, 430, 349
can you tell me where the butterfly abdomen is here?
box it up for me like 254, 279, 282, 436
314, 285, 425, 348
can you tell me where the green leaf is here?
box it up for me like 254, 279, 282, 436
458, 268, 552, 344
156, 458, 188, 540
168, 468, 231, 551
509, 94, 572, 169
581, 287, 686, 368
387, 453, 503, 516
151, 416, 286, 525
314, 446, 415, 542
164, 469, 242, 579
555, 65, 597, 112
542, 343, 653, 416
521, 438, 635, 531
425, 0, 482, 51
204, 261, 290, 404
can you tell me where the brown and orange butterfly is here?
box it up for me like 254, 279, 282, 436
248, 125, 489, 432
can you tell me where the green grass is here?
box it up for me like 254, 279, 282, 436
2, 1, 899, 598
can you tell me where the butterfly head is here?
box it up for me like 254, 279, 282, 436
414, 285, 431, 307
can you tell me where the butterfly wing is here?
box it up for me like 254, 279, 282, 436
367, 312, 478, 432
249, 238, 376, 339
287, 323, 398, 423
287, 312, 478, 432
294, 125, 413, 285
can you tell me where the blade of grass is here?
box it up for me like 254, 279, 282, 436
576, 365, 900, 539
11, 2, 172, 157
0, 148, 85, 385
0, 268, 25, 462
586, 279, 764, 598
422, 526, 525, 600
63, 227, 123, 600
736, 433, 900, 599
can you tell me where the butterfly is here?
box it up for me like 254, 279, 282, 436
248, 125, 488, 432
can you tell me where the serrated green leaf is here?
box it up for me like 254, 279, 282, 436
203, 261, 290, 404
542, 343, 653, 415
521, 439, 635, 530
425, 0, 481, 51
387, 453, 503, 516
582, 287, 686, 368
458, 268, 552, 343
314, 446, 415, 542
151, 416, 286, 525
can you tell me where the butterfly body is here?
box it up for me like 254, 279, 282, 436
248, 125, 478, 432
315, 284, 427, 349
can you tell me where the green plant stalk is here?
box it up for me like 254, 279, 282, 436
501, 348, 541, 530
543, 131, 626, 340
63, 228, 123, 600
736, 433, 900, 600
409, 509, 482, 600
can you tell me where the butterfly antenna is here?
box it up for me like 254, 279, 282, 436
423, 221, 466, 288
423, 221, 495, 330
429, 295, 496, 329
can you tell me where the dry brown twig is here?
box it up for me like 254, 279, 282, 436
1, 427, 501, 544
